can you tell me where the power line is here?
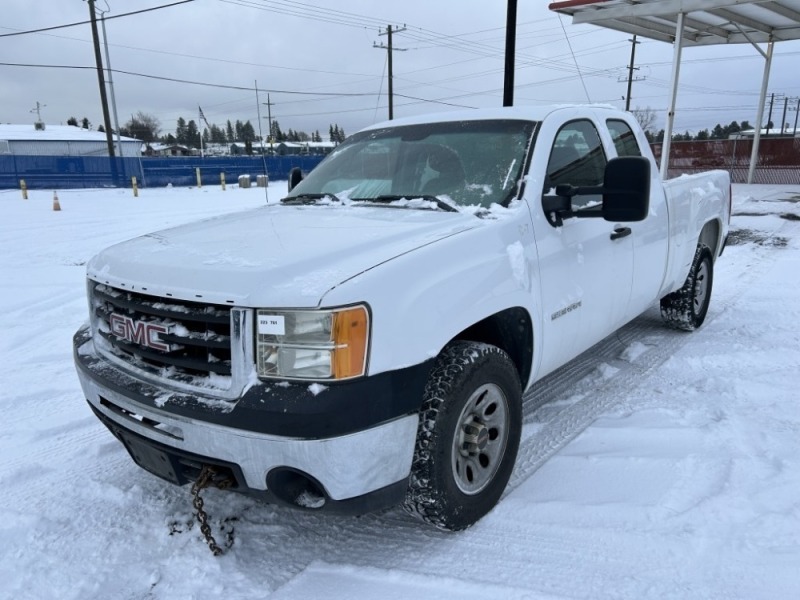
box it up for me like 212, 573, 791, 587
0, 61, 380, 96
217, 0, 389, 30
0, 1, 196, 38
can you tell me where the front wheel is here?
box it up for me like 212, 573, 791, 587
660, 244, 714, 331
403, 341, 522, 531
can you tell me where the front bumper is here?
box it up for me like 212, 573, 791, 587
74, 325, 429, 512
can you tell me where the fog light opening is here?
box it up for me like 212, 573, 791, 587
267, 468, 327, 510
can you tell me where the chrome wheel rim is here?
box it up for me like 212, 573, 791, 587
451, 383, 509, 495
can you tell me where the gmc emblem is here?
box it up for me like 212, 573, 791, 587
109, 314, 171, 352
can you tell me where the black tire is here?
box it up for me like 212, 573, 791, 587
403, 341, 522, 531
660, 244, 714, 331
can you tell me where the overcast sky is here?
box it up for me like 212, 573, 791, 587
3, 0, 800, 139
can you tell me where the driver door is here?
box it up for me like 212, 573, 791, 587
532, 118, 634, 376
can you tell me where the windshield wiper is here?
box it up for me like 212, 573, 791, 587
355, 194, 459, 213
280, 193, 341, 205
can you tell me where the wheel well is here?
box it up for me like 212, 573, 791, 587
451, 307, 533, 387
699, 219, 721, 260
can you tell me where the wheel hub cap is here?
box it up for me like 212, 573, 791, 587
451, 383, 510, 495
462, 420, 490, 454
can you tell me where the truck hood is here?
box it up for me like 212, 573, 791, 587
87, 204, 481, 307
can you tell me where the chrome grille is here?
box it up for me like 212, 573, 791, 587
91, 282, 232, 384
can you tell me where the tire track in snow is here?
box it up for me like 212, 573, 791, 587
203, 219, 798, 595
7, 202, 796, 598
507, 215, 796, 494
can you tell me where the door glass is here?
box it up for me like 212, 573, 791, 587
544, 120, 607, 208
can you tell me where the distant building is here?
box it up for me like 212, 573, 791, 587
238, 140, 336, 156
731, 127, 800, 139
0, 123, 141, 157
144, 143, 192, 156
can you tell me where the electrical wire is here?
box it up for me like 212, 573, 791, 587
0, 0, 196, 38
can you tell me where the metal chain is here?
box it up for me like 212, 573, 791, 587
190, 465, 235, 556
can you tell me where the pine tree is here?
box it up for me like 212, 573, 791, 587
176, 117, 188, 145
67, 117, 78, 126
241, 120, 256, 143
710, 124, 726, 139
329, 124, 345, 143
187, 119, 200, 148
226, 120, 235, 142
271, 120, 285, 142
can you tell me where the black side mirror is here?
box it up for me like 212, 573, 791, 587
288, 167, 304, 192
602, 156, 650, 222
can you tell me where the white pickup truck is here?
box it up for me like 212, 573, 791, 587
74, 105, 730, 531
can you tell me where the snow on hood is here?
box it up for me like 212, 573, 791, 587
86, 203, 480, 307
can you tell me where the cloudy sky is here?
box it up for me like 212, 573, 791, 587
3, 0, 800, 139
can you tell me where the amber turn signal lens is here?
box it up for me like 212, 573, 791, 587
332, 306, 369, 379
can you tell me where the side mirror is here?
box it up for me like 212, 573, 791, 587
288, 167, 304, 192
602, 156, 650, 222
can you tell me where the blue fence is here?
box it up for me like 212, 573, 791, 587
0, 155, 326, 190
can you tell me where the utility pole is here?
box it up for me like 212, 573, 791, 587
503, 0, 518, 107
30, 101, 46, 128
780, 95, 788, 135
766, 92, 774, 137
87, 0, 115, 157
374, 24, 406, 120
99, 9, 122, 156
263, 93, 275, 154
625, 35, 641, 111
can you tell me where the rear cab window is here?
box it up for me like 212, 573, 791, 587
606, 119, 642, 157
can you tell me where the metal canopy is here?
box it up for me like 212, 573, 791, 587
549, 0, 800, 182
549, 0, 800, 45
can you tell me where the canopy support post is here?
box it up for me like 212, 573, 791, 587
659, 12, 685, 180
747, 40, 774, 184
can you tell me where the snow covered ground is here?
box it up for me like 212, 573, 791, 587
1, 182, 798, 599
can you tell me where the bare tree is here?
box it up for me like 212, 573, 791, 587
121, 111, 161, 143
631, 106, 656, 136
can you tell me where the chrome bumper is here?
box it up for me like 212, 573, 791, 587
75, 339, 418, 501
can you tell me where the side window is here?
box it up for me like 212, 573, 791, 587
544, 120, 606, 208
606, 119, 642, 157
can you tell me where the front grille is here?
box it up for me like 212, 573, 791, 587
91, 282, 233, 386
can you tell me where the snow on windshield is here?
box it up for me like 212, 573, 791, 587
289, 119, 537, 210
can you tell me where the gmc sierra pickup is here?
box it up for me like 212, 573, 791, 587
74, 105, 730, 531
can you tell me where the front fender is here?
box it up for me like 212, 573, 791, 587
321, 209, 542, 385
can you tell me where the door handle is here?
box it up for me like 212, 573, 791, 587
610, 227, 632, 241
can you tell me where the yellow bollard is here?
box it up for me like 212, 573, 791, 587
221, 172, 226, 191
196, 167, 202, 188
52, 191, 61, 212
20, 179, 28, 200
132, 176, 139, 197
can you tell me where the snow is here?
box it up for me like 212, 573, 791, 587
0, 123, 140, 142
1, 182, 799, 599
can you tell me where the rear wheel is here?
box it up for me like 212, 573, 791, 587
403, 341, 522, 531
660, 244, 714, 331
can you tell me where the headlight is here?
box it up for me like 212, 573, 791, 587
256, 305, 369, 380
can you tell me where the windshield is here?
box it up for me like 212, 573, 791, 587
288, 119, 537, 209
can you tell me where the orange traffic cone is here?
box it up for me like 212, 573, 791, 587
52, 191, 61, 212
